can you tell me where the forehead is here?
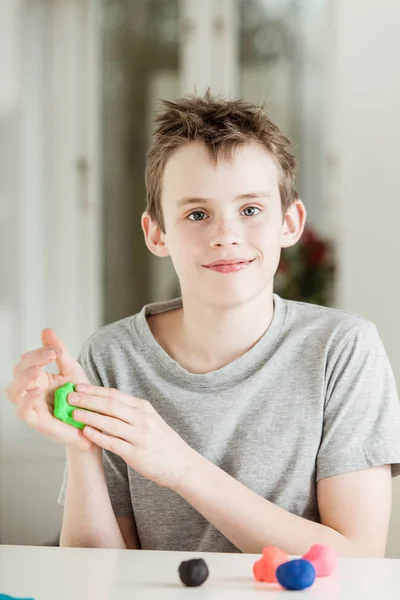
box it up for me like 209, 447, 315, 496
161, 141, 280, 203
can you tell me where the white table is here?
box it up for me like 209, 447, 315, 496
0, 545, 399, 599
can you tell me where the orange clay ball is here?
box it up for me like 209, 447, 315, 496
253, 546, 289, 583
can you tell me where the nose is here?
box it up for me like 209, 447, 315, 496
208, 219, 242, 248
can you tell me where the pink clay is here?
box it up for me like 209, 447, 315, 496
302, 544, 338, 577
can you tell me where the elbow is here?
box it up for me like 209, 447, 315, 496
59, 531, 120, 550
335, 535, 386, 559
59, 533, 92, 549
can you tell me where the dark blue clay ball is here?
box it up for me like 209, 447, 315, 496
276, 559, 316, 590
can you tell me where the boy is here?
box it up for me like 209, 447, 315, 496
7, 93, 400, 556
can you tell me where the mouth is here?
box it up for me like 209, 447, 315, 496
203, 258, 256, 273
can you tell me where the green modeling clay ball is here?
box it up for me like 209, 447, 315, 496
54, 382, 86, 429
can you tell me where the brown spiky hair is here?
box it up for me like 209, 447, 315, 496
145, 91, 298, 233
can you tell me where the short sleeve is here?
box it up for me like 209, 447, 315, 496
57, 339, 134, 517
317, 320, 400, 481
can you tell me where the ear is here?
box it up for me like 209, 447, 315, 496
141, 211, 169, 257
281, 199, 307, 248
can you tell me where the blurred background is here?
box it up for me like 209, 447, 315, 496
1, 0, 399, 554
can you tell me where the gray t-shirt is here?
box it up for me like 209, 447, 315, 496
58, 294, 400, 552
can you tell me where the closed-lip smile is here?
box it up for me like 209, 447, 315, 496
204, 258, 255, 267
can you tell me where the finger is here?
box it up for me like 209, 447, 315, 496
68, 392, 137, 424
41, 327, 68, 354
74, 384, 140, 409
6, 366, 42, 403
83, 426, 132, 459
73, 409, 136, 445
17, 388, 92, 450
41, 328, 84, 380
13, 347, 58, 377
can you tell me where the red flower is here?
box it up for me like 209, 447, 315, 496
306, 240, 327, 266
301, 227, 319, 245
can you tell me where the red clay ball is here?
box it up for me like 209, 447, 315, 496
253, 546, 289, 583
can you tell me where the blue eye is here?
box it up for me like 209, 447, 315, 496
242, 206, 260, 217
188, 211, 207, 221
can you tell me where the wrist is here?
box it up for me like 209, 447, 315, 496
171, 448, 204, 494
66, 444, 103, 465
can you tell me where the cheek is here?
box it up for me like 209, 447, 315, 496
166, 226, 202, 270
250, 218, 283, 248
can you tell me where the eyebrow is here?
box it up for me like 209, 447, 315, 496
177, 191, 271, 207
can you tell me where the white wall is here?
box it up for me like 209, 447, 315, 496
0, 0, 102, 545
327, 0, 400, 557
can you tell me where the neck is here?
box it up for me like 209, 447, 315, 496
171, 286, 275, 374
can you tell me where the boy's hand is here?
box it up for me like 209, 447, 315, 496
6, 328, 93, 450
67, 384, 197, 489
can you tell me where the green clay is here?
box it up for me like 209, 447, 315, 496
54, 382, 86, 429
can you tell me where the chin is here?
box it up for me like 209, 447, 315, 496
202, 287, 269, 309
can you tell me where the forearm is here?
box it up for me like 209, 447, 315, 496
173, 454, 356, 556
59, 447, 126, 549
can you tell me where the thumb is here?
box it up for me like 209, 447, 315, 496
41, 328, 84, 378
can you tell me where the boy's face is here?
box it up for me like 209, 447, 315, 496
143, 141, 305, 308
